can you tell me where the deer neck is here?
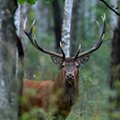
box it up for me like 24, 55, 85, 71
53, 71, 79, 108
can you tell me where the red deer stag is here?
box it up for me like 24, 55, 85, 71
22, 16, 106, 119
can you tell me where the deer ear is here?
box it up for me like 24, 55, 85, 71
76, 56, 89, 66
51, 56, 63, 65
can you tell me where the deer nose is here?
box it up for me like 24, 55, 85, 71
66, 72, 75, 80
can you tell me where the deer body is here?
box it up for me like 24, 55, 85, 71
22, 80, 53, 112
22, 15, 106, 119
22, 58, 79, 117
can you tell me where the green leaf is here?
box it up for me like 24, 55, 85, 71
18, 0, 26, 4
27, 0, 37, 5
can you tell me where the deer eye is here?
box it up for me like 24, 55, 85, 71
61, 64, 65, 68
76, 64, 79, 68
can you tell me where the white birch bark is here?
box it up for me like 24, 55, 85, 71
15, 4, 29, 39
62, 0, 74, 57
0, 1, 18, 119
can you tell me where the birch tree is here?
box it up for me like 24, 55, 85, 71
0, 0, 23, 119
61, 0, 74, 57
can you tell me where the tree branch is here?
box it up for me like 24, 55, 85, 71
99, 0, 120, 17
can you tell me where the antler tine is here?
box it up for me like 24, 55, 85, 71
24, 19, 63, 58
24, 20, 38, 48
60, 41, 65, 59
75, 14, 106, 59
74, 44, 81, 59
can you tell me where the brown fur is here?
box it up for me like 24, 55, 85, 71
21, 58, 80, 118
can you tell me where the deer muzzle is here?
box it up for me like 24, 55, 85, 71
66, 72, 75, 83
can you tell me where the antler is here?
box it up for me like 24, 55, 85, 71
74, 14, 106, 59
24, 19, 65, 58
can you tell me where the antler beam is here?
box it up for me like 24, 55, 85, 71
24, 20, 65, 58
74, 14, 106, 59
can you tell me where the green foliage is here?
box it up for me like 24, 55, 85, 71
18, 0, 37, 5
110, 111, 120, 120
18, 0, 26, 4
18, 0, 53, 5
27, 0, 37, 4
20, 108, 48, 120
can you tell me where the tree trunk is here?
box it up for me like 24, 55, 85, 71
52, 0, 62, 51
110, 12, 120, 120
0, 0, 23, 119
110, 0, 118, 35
62, 0, 74, 57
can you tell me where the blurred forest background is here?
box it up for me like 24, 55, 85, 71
0, 0, 120, 120
16, 0, 120, 120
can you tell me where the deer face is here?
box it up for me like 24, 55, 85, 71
61, 58, 79, 86
61, 59, 78, 83
51, 56, 89, 105
51, 56, 89, 86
